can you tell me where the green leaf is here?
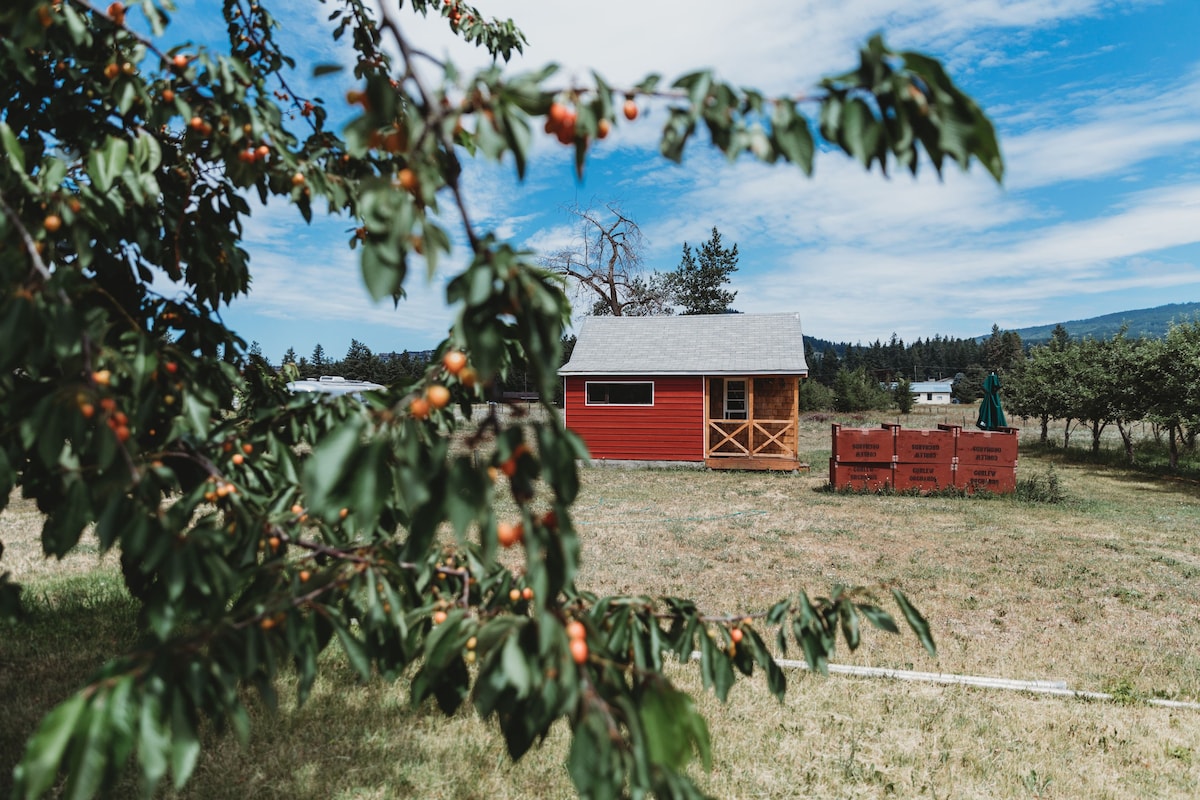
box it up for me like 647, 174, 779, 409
892, 588, 937, 656
501, 633, 532, 698
638, 683, 711, 771
168, 695, 200, 789
137, 691, 170, 794
13, 693, 87, 799
699, 634, 735, 701
331, 616, 372, 680
749, 628, 787, 700
498, 103, 532, 180
841, 98, 874, 167
856, 603, 899, 634
839, 598, 861, 650
312, 63, 344, 77
303, 416, 364, 509
65, 693, 110, 800
567, 711, 624, 799
771, 100, 814, 174
0, 122, 25, 172
132, 130, 162, 173
360, 240, 407, 301
86, 136, 130, 194
61, 3, 91, 44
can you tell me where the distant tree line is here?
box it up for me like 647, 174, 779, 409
801, 325, 1025, 412
258, 336, 578, 403
251, 340, 436, 387
1006, 320, 1200, 469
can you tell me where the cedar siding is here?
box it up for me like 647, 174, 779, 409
564, 375, 705, 461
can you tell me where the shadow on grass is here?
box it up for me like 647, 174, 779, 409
0, 574, 140, 798
2, 574, 566, 800
1022, 442, 1200, 497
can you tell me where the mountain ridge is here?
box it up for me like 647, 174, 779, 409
983, 301, 1200, 344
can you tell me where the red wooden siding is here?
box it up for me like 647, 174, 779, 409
564, 375, 705, 461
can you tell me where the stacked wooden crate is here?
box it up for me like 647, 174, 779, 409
829, 423, 1018, 494
944, 424, 1019, 493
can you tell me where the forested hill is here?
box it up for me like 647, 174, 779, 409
990, 302, 1200, 344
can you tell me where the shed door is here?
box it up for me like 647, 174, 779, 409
724, 379, 747, 419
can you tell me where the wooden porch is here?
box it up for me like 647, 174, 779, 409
705, 376, 804, 471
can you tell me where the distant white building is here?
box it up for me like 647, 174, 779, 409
909, 380, 954, 405
287, 375, 384, 398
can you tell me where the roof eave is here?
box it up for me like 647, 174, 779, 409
559, 369, 809, 377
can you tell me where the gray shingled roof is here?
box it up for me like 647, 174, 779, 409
559, 313, 808, 376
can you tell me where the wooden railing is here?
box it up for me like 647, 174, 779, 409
707, 419, 796, 458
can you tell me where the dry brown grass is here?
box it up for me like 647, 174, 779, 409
4, 407, 1200, 798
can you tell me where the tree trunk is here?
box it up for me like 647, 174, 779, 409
1117, 421, 1135, 464
1169, 424, 1179, 470
1091, 420, 1103, 454
1063, 417, 1074, 449
1039, 415, 1049, 444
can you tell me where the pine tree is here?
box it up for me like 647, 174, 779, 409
668, 227, 738, 315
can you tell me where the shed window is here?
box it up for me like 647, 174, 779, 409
724, 380, 747, 420
586, 381, 654, 406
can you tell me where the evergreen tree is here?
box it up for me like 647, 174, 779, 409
1049, 324, 1071, 351
668, 227, 738, 314
833, 366, 892, 412
983, 324, 1024, 373
341, 339, 378, 381
798, 378, 837, 411
311, 343, 327, 372
815, 347, 841, 385
894, 377, 914, 413
953, 365, 987, 403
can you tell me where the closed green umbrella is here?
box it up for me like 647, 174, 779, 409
977, 372, 1007, 430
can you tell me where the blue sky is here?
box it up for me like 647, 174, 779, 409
169, 1, 1200, 363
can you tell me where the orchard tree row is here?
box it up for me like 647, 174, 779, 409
1006, 321, 1200, 469
1, 0, 1002, 797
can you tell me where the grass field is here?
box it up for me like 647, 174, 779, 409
4, 404, 1200, 798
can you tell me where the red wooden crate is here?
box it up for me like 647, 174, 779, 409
831, 424, 895, 463
893, 461, 953, 492
829, 459, 892, 491
894, 428, 955, 465
956, 429, 1019, 467
954, 464, 1017, 494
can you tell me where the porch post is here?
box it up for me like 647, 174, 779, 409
703, 375, 711, 458
747, 375, 755, 455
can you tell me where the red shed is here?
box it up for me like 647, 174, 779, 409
559, 313, 809, 470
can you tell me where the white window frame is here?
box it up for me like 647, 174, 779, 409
724, 379, 747, 420
584, 381, 655, 406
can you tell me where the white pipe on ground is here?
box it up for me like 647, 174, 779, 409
688, 652, 1200, 710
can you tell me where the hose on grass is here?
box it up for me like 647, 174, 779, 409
689, 652, 1200, 710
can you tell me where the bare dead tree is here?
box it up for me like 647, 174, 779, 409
542, 203, 672, 316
